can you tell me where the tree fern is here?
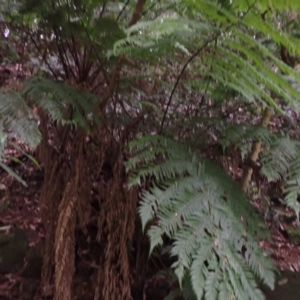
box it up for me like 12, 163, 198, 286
2, 0, 300, 297
126, 135, 276, 300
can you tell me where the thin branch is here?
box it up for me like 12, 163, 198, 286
81, 22, 109, 84
53, 26, 76, 79
117, 0, 131, 21
99, 1, 107, 18
159, 40, 213, 134
29, 34, 58, 81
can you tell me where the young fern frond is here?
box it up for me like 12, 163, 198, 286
127, 135, 276, 300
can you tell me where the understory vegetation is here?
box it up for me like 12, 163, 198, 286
1, 0, 300, 299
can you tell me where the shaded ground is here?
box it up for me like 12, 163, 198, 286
0, 157, 44, 300
262, 271, 300, 300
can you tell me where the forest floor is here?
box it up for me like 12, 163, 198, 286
1, 149, 300, 300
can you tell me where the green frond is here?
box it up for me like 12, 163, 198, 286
240, 13, 300, 57
261, 136, 300, 181
204, 268, 222, 300
235, 0, 300, 12
220, 124, 300, 216
218, 280, 231, 300
224, 244, 265, 300
23, 78, 100, 129
0, 92, 40, 185
0, 91, 41, 147
112, 16, 214, 59
220, 124, 273, 156
128, 135, 276, 299
227, 266, 248, 300
112, 0, 300, 115
282, 154, 300, 218
0, 78, 102, 185
0, 160, 27, 186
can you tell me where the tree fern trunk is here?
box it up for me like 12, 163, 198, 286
241, 107, 273, 192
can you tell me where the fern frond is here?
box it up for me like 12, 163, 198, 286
261, 136, 300, 181
220, 124, 300, 216
127, 135, 276, 299
220, 124, 273, 154
112, 0, 300, 116
0, 92, 40, 186
189, 242, 213, 299
282, 154, 300, 218
23, 78, 100, 129
0, 91, 41, 147
204, 267, 222, 300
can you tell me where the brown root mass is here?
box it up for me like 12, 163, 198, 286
38, 120, 138, 299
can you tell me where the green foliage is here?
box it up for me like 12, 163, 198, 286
220, 124, 274, 159
23, 78, 100, 129
0, 79, 100, 184
0, 91, 40, 147
220, 123, 300, 219
261, 136, 300, 218
0, 78, 100, 145
127, 135, 276, 300
0, 0, 20, 16
112, 0, 300, 113
2, 0, 300, 298
0, 88, 41, 185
